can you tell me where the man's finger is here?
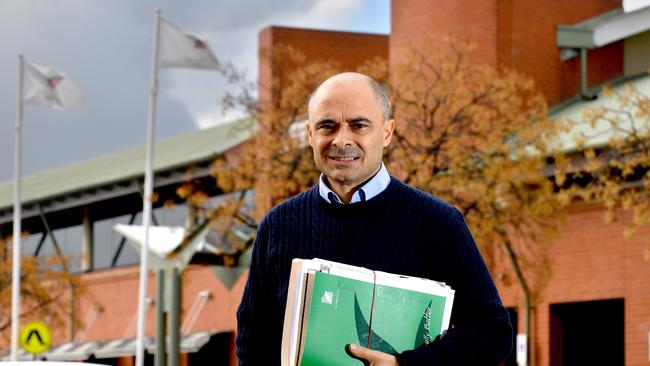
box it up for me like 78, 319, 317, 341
346, 344, 400, 366
346, 344, 371, 365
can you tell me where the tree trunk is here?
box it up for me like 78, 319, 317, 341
501, 234, 533, 366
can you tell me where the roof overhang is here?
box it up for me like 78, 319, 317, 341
56, 331, 225, 360
0, 118, 255, 229
146, 331, 223, 354
549, 73, 650, 152
557, 6, 650, 48
44, 341, 99, 362
93, 337, 152, 359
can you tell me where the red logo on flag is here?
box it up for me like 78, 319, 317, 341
47, 75, 63, 90
191, 36, 207, 49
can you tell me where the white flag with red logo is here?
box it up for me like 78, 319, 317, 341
23, 61, 85, 111
158, 17, 220, 70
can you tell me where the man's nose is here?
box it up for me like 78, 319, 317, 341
332, 125, 353, 148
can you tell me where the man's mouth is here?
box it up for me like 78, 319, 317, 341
330, 156, 358, 162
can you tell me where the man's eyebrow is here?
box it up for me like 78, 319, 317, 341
315, 118, 336, 126
347, 116, 372, 123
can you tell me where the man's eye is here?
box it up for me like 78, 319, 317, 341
351, 123, 368, 130
319, 124, 335, 130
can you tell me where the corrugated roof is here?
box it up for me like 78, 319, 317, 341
550, 73, 650, 152
0, 118, 254, 211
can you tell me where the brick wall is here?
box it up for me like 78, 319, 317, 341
498, 204, 650, 365
258, 26, 388, 110
391, 0, 623, 105
69, 265, 246, 343
390, 0, 498, 67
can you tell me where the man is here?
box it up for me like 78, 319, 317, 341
236, 72, 512, 365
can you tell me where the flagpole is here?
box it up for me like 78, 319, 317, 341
136, 8, 161, 366
11, 53, 24, 362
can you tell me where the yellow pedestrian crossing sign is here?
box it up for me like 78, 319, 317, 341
20, 321, 51, 354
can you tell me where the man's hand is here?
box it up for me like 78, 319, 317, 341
345, 344, 399, 366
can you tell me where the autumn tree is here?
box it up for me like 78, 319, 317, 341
0, 233, 81, 344
386, 39, 568, 364
555, 79, 650, 257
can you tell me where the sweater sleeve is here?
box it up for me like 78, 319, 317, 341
235, 218, 281, 365
396, 208, 513, 366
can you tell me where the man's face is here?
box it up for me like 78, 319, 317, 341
306, 75, 394, 191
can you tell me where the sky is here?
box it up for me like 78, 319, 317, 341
0, 0, 390, 181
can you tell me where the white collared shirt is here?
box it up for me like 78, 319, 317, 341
318, 163, 391, 204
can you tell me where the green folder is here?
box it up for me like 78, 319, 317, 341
300, 272, 446, 366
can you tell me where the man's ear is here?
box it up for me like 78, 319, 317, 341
306, 120, 314, 144
383, 118, 395, 147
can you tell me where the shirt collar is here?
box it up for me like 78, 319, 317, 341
318, 163, 390, 204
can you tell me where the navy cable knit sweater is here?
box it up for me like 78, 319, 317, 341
236, 177, 512, 365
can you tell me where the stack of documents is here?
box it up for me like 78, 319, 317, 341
281, 258, 455, 366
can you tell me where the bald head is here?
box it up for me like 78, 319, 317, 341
308, 72, 391, 121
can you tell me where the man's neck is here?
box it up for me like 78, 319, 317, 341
324, 179, 357, 203
324, 165, 382, 204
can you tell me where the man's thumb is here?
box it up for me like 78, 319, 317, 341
346, 344, 371, 365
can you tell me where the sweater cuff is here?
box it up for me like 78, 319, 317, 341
395, 350, 413, 366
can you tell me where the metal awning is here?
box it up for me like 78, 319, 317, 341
93, 337, 152, 359
44, 341, 99, 361
179, 332, 212, 353
145, 331, 220, 354
557, 6, 650, 48
3, 332, 228, 361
